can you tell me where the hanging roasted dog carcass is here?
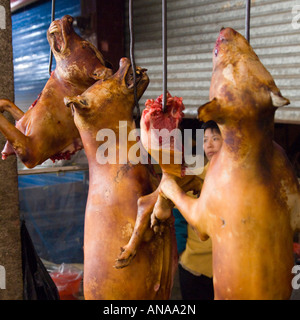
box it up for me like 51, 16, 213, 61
158, 27, 300, 300
64, 57, 176, 300
0, 15, 112, 168
115, 93, 203, 268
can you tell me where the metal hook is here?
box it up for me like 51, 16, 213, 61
129, 0, 140, 120
48, 0, 56, 75
245, 0, 251, 42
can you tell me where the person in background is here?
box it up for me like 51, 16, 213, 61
174, 120, 223, 300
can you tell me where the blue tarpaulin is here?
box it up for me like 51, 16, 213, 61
18, 171, 88, 264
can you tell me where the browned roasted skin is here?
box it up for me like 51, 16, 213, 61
0, 15, 112, 168
64, 57, 176, 300
160, 28, 300, 300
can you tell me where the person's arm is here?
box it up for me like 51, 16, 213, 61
160, 175, 198, 228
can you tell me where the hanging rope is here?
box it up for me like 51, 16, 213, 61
129, 0, 140, 120
48, 0, 56, 75
245, 0, 251, 42
162, 0, 167, 112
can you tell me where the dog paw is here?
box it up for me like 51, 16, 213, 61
114, 246, 137, 269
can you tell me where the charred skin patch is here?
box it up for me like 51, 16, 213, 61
220, 84, 234, 103
223, 130, 241, 156
114, 163, 135, 183
225, 90, 234, 102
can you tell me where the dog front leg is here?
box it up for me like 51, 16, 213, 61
0, 99, 24, 121
0, 114, 32, 165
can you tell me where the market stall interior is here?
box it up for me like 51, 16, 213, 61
0, 0, 299, 300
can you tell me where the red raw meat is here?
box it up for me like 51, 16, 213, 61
141, 92, 185, 177
143, 92, 185, 132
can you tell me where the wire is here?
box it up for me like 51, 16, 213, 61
245, 0, 251, 42
129, 0, 140, 120
162, 0, 167, 112
48, 0, 55, 75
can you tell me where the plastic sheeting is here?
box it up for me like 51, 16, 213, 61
18, 170, 88, 264
21, 220, 60, 300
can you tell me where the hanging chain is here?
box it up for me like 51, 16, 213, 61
48, 0, 56, 75
162, 0, 167, 112
245, 0, 251, 42
129, 0, 140, 120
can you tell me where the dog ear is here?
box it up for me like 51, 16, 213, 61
270, 91, 290, 108
64, 96, 89, 110
198, 98, 223, 122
